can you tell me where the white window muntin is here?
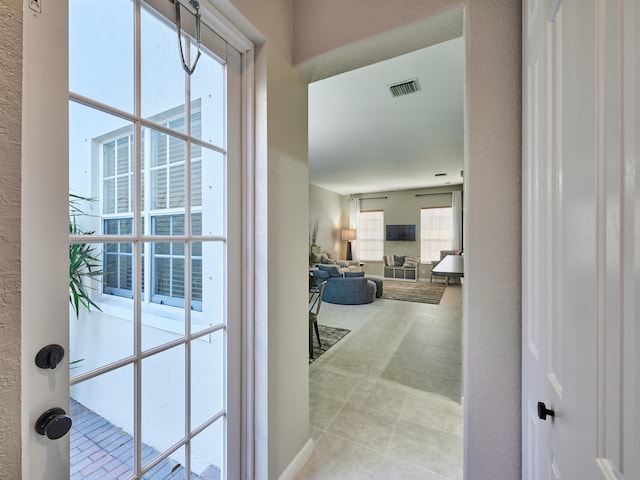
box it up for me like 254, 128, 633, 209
69, 1, 245, 478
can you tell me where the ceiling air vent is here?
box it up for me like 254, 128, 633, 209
388, 79, 421, 98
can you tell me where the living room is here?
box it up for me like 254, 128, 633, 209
300, 37, 465, 479
309, 183, 463, 280
304, 182, 465, 479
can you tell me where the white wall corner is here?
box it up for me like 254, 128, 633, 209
277, 438, 314, 480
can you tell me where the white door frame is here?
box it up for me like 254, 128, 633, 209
21, 4, 71, 478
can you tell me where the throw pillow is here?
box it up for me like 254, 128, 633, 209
312, 253, 322, 263
383, 255, 394, 266
403, 256, 420, 268
337, 260, 351, 268
318, 265, 341, 277
393, 255, 405, 266
312, 269, 330, 280
344, 271, 365, 277
320, 254, 336, 265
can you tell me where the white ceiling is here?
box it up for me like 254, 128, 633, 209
308, 36, 465, 196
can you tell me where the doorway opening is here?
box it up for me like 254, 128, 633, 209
305, 28, 466, 478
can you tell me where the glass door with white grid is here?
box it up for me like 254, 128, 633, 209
68, 1, 241, 478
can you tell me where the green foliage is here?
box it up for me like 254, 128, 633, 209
69, 194, 103, 317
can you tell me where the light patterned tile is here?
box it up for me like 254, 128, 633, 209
374, 456, 452, 480
323, 348, 390, 377
346, 378, 409, 417
426, 327, 462, 350
326, 403, 398, 452
401, 392, 463, 438
387, 420, 463, 479
310, 392, 348, 431
300, 285, 464, 479
422, 345, 462, 365
309, 370, 360, 402
293, 433, 384, 480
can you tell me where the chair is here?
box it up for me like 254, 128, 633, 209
308, 281, 327, 359
430, 258, 445, 284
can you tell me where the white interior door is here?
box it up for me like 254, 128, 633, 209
522, 0, 639, 478
23, 1, 244, 478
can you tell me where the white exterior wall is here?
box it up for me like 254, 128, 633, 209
69, 310, 224, 471
0, 2, 22, 477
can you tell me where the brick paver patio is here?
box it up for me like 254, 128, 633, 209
70, 399, 220, 479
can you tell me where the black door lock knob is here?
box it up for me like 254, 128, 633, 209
35, 344, 65, 369
537, 401, 555, 421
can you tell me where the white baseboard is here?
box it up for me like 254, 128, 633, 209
278, 438, 314, 480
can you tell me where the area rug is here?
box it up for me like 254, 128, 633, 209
381, 280, 446, 304
310, 325, 350, 364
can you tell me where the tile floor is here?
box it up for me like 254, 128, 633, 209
295, 282, 463, 480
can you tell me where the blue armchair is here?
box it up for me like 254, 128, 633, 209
311, 268, 376, 305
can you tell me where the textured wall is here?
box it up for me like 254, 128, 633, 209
293, 0, 463, 68
295, 3, 463, 83
463, 1, 522, 478
220, 1, 312, 478
0, 1, 22, 478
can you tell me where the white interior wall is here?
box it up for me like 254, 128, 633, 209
222, 1, 312, 478
357, 186, 463, 276
293, 0, 465, 83
462, 2, 521, 478
308, 183, 347, 258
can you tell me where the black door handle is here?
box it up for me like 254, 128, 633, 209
537, 401, 555, 421
35, 407, 72, 439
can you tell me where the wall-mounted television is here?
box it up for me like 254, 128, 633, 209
385, 224, 416, 241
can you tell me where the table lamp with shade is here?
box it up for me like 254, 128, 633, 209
341, 228, 357, 261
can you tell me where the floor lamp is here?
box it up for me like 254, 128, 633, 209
341, 229, 357, 261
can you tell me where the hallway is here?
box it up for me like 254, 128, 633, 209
296, 284, 463, 479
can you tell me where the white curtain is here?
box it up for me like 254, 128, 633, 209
349, 197, 360, 258
452, 191, 463, 251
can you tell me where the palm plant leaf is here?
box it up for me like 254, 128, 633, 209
69, 194, 104, 317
